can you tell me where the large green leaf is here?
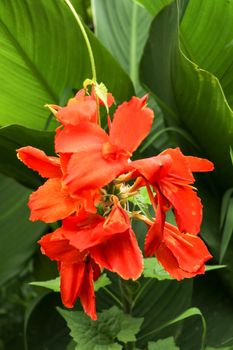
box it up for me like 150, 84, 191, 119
0, 125, 54, 188
192, 273, 233, 348
141, 0, 233, 189
135, 0, 173, 16
92, 0, 152, 88
0, 174, 45, 285
0, 0, 133, 130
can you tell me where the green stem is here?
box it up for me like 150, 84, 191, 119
64, 0, 97, 82
103, 287, 123, 308
119, 279, 135, 350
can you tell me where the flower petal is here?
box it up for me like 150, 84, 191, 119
56, 100, 97, 126
144, 192, 166, 256
29, 178, 77, 222
90, 228, 143, 280
156, 243, 201, 280
64, 147, 128, 192
17, 146, 62, 178
161, 182, 202, 234
185, 156, 214, 172
79, 262, 97, 320
161, 148, 194, 183
110, 96, 154, 153
164, 223, 212, 273
59, 261, 85, 308
38, 228, 81, 263
130, 154, 172, 183
55, 123, 108, 153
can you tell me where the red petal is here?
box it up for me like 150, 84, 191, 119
55, 123, 108, 153
69, 205, 129, 251
29, 178, 77, 223
161, 148, 194, 183
144, 192, 166, 256
164, 223, 212, 273
79, 262, 97, 320
130, 154, 172, 183
161, 181, 203, 234
110, 96, 154, 153
185, 156, 214, 172
17, 146, 62, 178
38, 228, 81, 263
60, 261, 85, 308
64, 147, 128, 192
56, 100, 97, 126
90, 228, 143, 280
156, 243, 198, 280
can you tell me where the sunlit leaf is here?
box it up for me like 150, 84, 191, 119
0, 0, 133, 130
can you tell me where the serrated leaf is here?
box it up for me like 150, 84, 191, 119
143, 258, 172, 280
129, 186, 152, 217
148, 337, 179, 350
58, 306, 143, 349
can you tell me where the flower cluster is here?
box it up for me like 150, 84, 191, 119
17, 84, 213, 320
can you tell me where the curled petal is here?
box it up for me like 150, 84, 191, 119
164, 223, 212, 273
144, 192, 166, 256
130, 155, 172, 183
38, 229, 81, 263
29, 178, 77, 223
110, 96, 154, 153
79, 262, 97, 320
161, 182, 202, 234
90, 228, 143, 280
17, 146, 62, 178
161, 148, 194, 183
156, 244, 203, 280
59, 262, 85, 309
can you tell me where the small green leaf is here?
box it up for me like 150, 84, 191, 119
143, 258, 172, 280
94, 274, 111, 292
58, 306, 143, 349
30, 277, 60, 292
148, 337, 179, 350
205, 265, 226, 272
31, 273, 111, 293
129, 186, 152, 217
206, 347, 233, 350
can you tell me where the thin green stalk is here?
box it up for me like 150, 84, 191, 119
103, 287, 123, 308
64, 0, 97, 82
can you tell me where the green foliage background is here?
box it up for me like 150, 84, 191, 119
0, 0, 232, 349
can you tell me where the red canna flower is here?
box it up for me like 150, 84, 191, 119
61, 201, 143, 280
54, 95, 154, 194
130, 147, 214, 236
38, 228, 100, 320
146, 221, 212, 280
17, 146, 100, 222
